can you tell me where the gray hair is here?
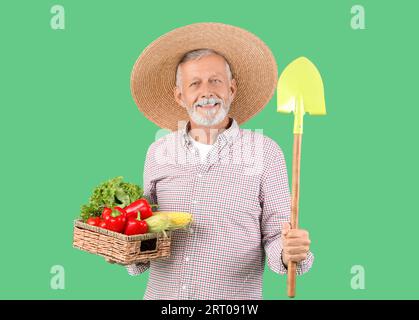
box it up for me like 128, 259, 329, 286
175, 48, 233, 88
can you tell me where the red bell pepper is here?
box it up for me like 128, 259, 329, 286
124, 218, 148, 236
124, 198, 157, 220
124, 208, 139, 220
105, 208, 127, 233
114, 206, 127, 216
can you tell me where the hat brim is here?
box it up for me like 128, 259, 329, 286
130, 22, 278, 132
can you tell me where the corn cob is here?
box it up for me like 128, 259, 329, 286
144, 214, 171, 233
153, 211, 193, 230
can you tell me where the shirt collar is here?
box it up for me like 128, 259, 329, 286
180, 117, 240, 148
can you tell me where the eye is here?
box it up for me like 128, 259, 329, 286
190, 82, 198, 87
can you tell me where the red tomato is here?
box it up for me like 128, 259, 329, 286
87, 217, 101, 226
98, 219, 108, 229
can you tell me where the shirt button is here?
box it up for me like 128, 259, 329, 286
189, 228, 194, 234
182, 285, 187, 290
197, 173, 203, 178
193, 200, 198, 204
185, 257, 190, 262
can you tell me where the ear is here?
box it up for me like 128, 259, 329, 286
230, 78, 237, 100
174, 86, 185, 108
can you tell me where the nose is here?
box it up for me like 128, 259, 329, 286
199, 82, 216, 99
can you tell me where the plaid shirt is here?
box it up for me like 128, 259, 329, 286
126, 117, 314, 299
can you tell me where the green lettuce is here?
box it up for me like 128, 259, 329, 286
80, 176, 143, 221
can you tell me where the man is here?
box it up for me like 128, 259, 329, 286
124, 23, 314, 299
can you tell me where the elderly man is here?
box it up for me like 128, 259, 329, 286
124, 23, 314, 299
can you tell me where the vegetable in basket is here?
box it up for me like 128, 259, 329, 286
99, 207, 127, 233
144, 214, 171, 233
80, 176, 143, 222
153, 211, 193, 230
86, 217, 101, 226
116, 212, 193, 236
79, 180, 192, 236
144, 212, 193, 234
124, 198, 158, 220
106, 210, 127, 233
124, 219, 148, 235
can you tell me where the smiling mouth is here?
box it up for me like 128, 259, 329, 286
198, 103, 220, 109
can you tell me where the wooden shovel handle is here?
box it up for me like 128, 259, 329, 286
287, 133, 302, 298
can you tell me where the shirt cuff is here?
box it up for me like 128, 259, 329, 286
295, 250, 314, 275
265, 237, 289, 275
125, 261, 150, 276
267, 238, 315, 275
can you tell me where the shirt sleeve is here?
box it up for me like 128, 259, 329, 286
260, 138, 314, 276
126, 261, 150, 276
125, 145, 156, 276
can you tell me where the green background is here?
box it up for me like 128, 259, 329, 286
1, 0, 418, 300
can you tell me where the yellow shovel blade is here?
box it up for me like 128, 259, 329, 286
277, 57, 326, 133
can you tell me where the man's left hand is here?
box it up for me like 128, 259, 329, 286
280, 222, 311, 267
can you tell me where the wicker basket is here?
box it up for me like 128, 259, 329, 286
72, 219, 172, 265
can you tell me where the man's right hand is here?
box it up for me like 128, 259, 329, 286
280, 222, 311, 267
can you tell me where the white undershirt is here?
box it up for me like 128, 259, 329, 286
188, 133, 214, 163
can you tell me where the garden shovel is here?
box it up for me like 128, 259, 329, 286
276, 57, 327, 298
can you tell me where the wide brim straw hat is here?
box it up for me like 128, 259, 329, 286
130, 22, 278, 132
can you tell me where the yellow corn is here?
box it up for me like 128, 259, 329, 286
144, 214, 170, 233
154, 211, 193, 230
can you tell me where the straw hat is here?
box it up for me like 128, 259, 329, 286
130, 22, 278, 132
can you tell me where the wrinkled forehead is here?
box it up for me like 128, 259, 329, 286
180, 55, 229, 79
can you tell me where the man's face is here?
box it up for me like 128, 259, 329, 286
174, 54, 237, 127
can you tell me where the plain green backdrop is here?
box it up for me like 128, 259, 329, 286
1, 0, 418, 299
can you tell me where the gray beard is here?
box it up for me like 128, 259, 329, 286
183, 98, 231, 127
